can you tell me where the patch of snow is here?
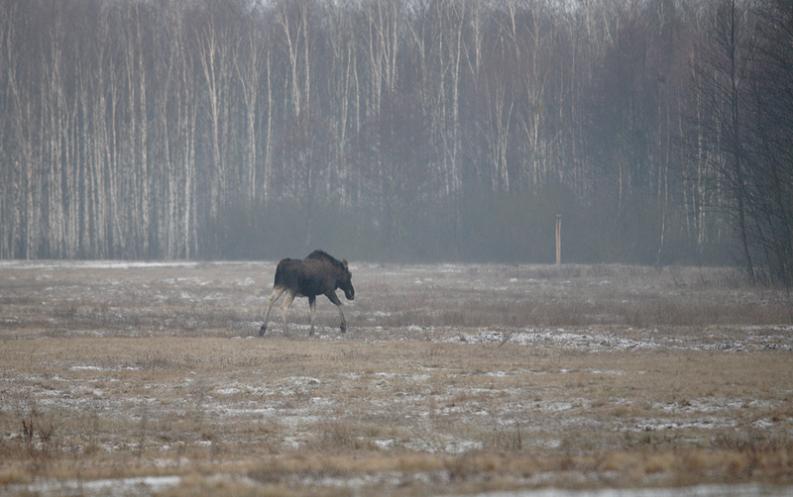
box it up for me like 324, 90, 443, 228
6, 475, 181, 497
374, 438, 395, 450
69, 365, 141, 372
404, 436, 483, 454
293, 472, 405, 490
438, 264, 465, 273
485, 371, 509, 377
447, 323, 793, 353
540, 439, 562, 449
441, 483, 793, 497
278, 414, 321, 428
282, 436, 302, 449
203, 292, 226, 301
654, 398, 777, 414
287, 376, 321, 386
444, 439, 483, 454
589, 369, 625, 376
215, 387, 241, 396
217, 407, 277, 417
372, 372, 430, 382
69, 365, 103, 371
631, 417, 736, 431
536, 401, 576, 413
752, 418, 775, 430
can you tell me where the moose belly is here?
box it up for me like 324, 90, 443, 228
296, 278, 329, 298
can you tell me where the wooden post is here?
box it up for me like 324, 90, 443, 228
555, 214, 562, 266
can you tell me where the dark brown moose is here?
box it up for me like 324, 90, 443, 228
259, 250, 355, 336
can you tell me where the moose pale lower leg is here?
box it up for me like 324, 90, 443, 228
308, 296, 317, 336
260, 287, 286, 336
281, 292, 295, 335
324, 291, 347, 333
336, 304, 347, 333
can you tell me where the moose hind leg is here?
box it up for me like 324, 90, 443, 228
260, 287, 286, 336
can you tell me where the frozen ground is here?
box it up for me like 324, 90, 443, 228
0, 261, 792, 497
447, 484, 793, 497
2, 478, 791, 497
2, 260, 791, 346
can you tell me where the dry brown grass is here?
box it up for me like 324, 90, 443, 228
1, 337, 792, 495
1, 262, 792, 496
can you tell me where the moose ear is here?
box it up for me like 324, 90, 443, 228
342, 258, 348, 269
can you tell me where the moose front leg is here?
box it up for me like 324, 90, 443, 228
308, 295, 317, 336
324, 291, 347, 333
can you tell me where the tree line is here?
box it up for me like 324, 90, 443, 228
1, 0, 791, 282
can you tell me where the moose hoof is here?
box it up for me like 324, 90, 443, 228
340, 323, 347, 334
259, 324, 267, 336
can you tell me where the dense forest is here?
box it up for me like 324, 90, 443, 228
1, 0, 791, 282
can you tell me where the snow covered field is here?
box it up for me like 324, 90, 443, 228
1, 261, 791, 496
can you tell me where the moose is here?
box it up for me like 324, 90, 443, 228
259, 250, 355, 336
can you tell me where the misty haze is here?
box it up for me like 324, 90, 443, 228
1, 1, 792, 496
